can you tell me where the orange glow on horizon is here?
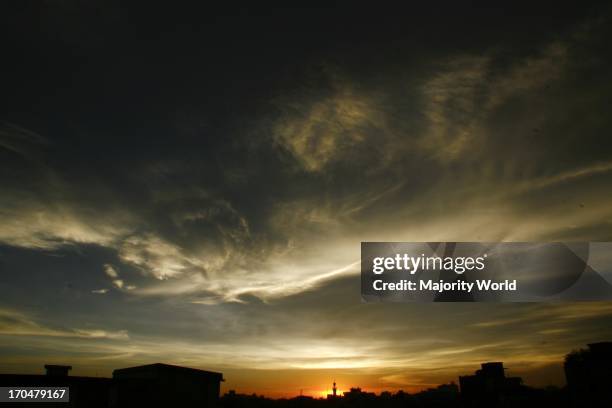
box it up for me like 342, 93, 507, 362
315, 388, 344, 398
221, 383, 442, 400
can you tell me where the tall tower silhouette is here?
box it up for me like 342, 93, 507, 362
333, 380, 337, 397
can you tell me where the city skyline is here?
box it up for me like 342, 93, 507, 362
2, 341, 607, 400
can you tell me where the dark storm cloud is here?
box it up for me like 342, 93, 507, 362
1, 0, 612, 393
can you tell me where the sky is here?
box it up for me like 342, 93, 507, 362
1, 1, 612, 399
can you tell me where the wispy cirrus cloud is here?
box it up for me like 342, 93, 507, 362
0, 309, 128, 340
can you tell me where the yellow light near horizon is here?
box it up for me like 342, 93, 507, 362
316, 387, 344, 398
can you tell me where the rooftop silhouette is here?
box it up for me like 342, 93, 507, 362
1, 342, 610, 407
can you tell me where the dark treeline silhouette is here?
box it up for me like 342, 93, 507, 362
0, 342, 610, 407
564, 342, 612, 408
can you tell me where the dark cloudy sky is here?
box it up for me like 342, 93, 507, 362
2, 0, 612, 398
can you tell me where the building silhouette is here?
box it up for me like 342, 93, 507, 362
111, 363, 224, 408
459, 362, 522, 407
0, 364, 111, 408
44, 365, 72, 377
326, 381, 340, 400
564, 342, 612, 408
0, 363, 223, 408
341, 387, 377, 406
